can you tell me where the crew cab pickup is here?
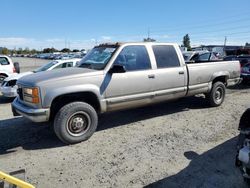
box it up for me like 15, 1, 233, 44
12, 42, 241, 144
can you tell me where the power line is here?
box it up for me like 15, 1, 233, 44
189, 31, 250, 40
151, 17, 250, 33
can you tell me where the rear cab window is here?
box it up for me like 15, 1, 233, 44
152, 45, 180, 68
0, 57, 10, 65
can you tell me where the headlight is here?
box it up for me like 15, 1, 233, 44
23, 87, 40, 104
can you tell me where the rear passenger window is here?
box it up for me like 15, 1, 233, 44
153, 45, 180, 68
114, 45, 151, 71
0, 57, 10, 65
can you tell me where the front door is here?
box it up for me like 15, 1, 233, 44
104, 45, 154, 111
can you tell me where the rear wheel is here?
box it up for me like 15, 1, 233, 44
206, 81, 226, 107
53, 102, 98, 144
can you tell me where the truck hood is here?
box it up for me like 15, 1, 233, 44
18, 68, 102, 86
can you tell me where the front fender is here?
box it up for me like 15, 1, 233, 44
42, 84, 103, 108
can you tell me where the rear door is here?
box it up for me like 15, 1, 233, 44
151, 45, 187, 102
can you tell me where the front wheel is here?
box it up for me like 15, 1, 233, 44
54, 102, 98, 144
206, 81, 226, 107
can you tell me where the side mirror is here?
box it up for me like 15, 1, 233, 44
108, 64, 126, 74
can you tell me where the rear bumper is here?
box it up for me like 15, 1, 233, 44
227, 77, 242, 87
12, 98, 50, 122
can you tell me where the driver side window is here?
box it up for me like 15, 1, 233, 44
114, 46, 151, 71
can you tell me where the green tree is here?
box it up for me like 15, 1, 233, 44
30, 49, 37, 54
143, 37, 156, 42
183, 34, 192, 51
1, 47, 9, 55
23, 47, 30, 54
61, 48, 71, 53
43, 48, 57, 53
17, 48, 23, 54
72, 49, 80, 52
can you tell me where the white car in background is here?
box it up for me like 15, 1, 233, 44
0, 58, 81, 97
0, 55, 20, 84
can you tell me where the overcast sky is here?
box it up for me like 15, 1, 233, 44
0, 0, 250, 50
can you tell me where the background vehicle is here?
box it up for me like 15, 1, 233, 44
0, 55, 20, 84
0, 59, 81, 97
182, 51, 208, 61
12, 42, 241, 144
223, 55, 250, 67
241, 63, 250, 84
183, 51, 220, 63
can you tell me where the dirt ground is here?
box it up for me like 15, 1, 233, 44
0, 58, 250, 188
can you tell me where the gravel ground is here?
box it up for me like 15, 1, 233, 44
0, 58, 250, 188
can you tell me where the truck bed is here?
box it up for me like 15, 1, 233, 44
186, 60, 240, 96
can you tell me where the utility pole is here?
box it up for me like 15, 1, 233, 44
223, 36, 227, 56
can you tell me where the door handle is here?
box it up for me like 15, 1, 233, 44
148, 74, 155, 79
179, 71, 184, 75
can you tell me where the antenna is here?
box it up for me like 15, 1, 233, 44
223, 36, 227, 55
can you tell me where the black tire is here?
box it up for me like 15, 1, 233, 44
54, 102, 98, 144
206, 81, 226, 107
0, 74, 7, 84
14, 62, 20, 73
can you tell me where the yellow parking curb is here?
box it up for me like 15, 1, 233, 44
0, 171, 35, 188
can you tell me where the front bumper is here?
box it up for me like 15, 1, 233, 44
12, 98, 50, 122
0, 86, 18, 98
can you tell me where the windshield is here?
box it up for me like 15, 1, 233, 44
78, 46, 117, 70
33, 61, 58, 73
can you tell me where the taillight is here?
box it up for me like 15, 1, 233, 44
13, 67, 16, 73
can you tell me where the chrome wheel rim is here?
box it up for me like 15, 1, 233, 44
214, 87, 223, 103
66, 111, 91, 137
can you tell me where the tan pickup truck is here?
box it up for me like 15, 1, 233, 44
12, 42, 241, 144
